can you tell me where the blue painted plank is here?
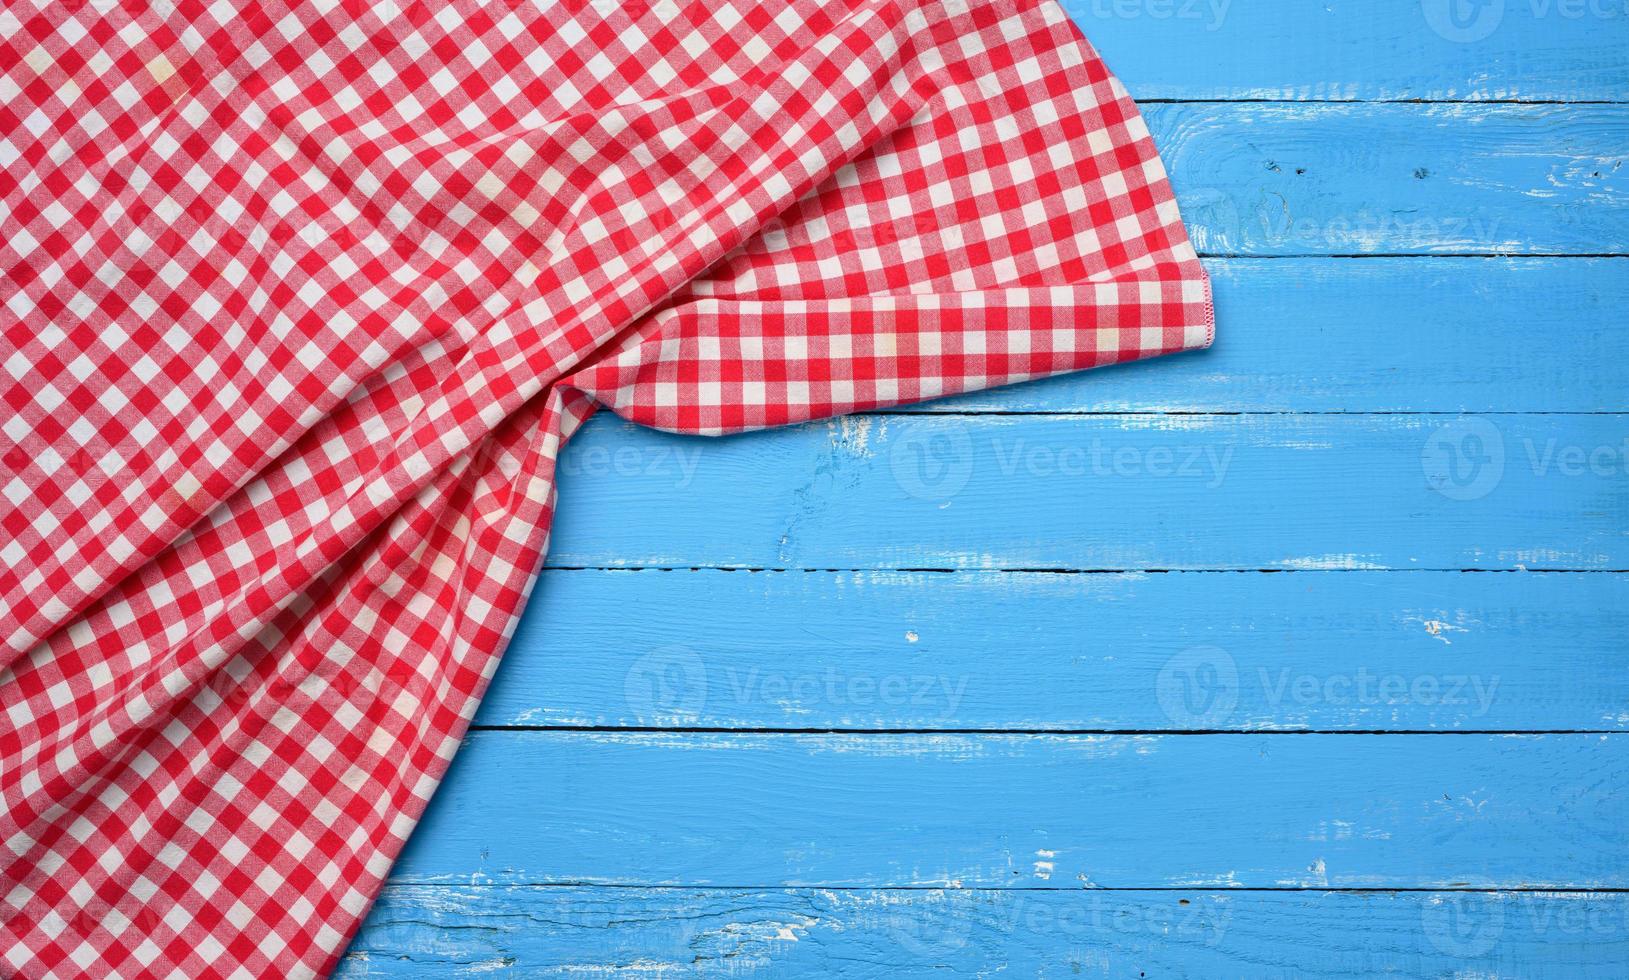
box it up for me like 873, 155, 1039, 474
478, 569, 1629, 731
391, 732, 1629, 888
547, 413, 1629, 570
903, 258, 1629, 413
342, 886, 1629, 978
1067, 0, 1629, 102
1143, 104, 1629, 255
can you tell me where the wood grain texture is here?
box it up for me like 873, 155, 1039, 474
902, 258, 1629, 413
1074, 0, 1629, 102
478, 569, 1628, 731
391, 732, 1629, 889
340, 885, 1629, 976
340, 886, 1629, 978
1143, 103, 1629, 255
547, 413, 1629, 570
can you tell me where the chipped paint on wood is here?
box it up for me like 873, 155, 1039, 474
341, 887, 1629, 978
391, 733, 1629, 890
549, 413, 1629, 570
484, 569, 1626, 731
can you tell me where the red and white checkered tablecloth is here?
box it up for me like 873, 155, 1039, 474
0, 0, 1212, 974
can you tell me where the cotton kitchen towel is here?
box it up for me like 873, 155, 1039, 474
0, 0, 1213, 975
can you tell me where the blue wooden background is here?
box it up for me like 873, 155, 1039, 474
339, 2, 1629, 975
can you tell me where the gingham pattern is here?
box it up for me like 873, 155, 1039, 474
0, 0, 1212, 975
